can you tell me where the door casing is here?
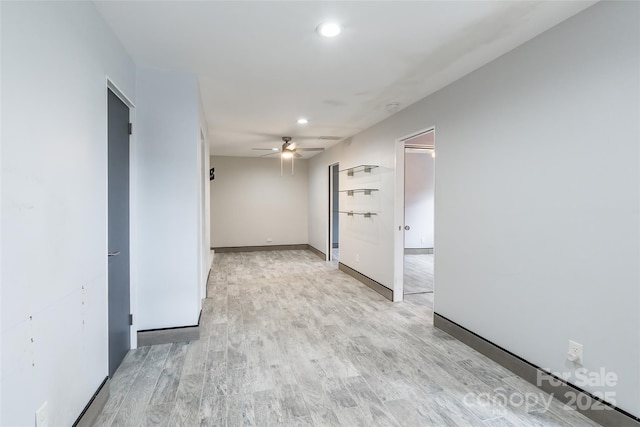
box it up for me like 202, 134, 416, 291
393, 126, 435, 301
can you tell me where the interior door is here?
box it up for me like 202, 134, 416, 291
107, 89, 131, 377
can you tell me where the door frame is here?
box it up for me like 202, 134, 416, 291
393, 126, 435, 302
106, 77, 137, 349
328, 162, 340, 261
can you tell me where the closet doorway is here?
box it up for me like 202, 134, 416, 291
394, 129, 435, 298
403, 144, 434, 294
329, 163, 340, 261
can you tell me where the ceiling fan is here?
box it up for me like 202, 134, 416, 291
252, 136, 324, 158
252, 136, 324, 175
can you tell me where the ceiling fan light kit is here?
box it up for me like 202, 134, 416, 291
281, 137, 295, 176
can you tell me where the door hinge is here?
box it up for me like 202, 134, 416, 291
128, 123, 133, 135
129, 314, 133, 326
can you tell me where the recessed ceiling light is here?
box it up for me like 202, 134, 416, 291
297, 118, 309, 125
271, 147, 279, 151
317, 22, 341, 38
385, 102, 401, 110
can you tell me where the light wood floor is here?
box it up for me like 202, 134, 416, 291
94, 250, 599, 426
404, 254, 434, 295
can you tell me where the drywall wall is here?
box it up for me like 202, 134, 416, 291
310, 141, 395, 289
1, 2, 5, 418
210, 156, 308, 248
404, 152, 434, 248
1, 2, 136, 425
198, 92, 211, 306
136, 67, 202, 330
309, 1, 640, 416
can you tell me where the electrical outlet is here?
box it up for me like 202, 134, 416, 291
568, 340, 583, 365
266, 237, 273, 242
36, 401, 48, 427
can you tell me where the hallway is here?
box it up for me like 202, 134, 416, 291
95, 251, 599, 426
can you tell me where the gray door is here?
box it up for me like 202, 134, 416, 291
108, 89, 130, 377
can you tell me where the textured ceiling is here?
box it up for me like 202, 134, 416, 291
95, 1, 596, 158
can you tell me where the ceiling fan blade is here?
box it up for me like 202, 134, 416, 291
252, 148, 277, 151
259, 152, 279, 157
294, 152, 303, 158
287, 142, 297, 150
296, 148, 324, 151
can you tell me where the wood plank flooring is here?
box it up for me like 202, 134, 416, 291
94, 250, 599, 426
404, 254, 434, 295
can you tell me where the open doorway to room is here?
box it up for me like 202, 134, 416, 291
329, 163, 340, 261
394, 128, 435, 299
403, 144, 435, 294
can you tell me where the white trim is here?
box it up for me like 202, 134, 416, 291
106, 76, 137, 350
106, 78, 136, 108
393, 126, 435, 302
393, 139, 405, 301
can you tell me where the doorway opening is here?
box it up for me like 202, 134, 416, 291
329, 163, 340, 261
394, 128, 435, 300
403, 144, 435, 294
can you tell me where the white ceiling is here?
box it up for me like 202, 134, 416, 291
95, 1, 595, 158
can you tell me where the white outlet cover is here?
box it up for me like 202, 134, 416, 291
568, 340, 583, 364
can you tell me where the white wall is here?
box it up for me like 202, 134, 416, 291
135, 67, 202, 330
310, 141, 396, 289
404, 152, 434, 248
198, 90, 210, 305
1, 2, 136, 425
210, 156, 308, 248
309, 1, 640, 416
